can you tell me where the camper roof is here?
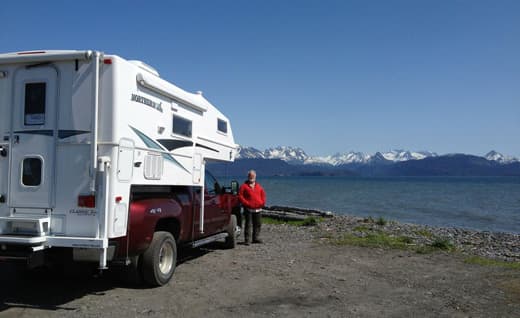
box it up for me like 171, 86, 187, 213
0, 50, 93, 64
0, 49, 218, 114
135, 71, 212, 113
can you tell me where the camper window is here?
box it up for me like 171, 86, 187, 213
217, 119, 228, 134
172, 115, 192, 138
24, 82, 46, 125
22, 157, 42, 186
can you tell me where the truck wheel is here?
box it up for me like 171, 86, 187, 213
223, 214, 237, 249
141, 231, 177, 286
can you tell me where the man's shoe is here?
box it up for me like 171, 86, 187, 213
244, 240, 250, 246
252, 239, 263, 244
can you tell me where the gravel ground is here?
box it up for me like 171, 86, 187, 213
0, 218, 519, 318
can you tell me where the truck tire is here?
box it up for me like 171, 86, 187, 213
223, 214, 237, 249
141, 231, 177, 286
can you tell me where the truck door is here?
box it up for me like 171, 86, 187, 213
8, 66, 58, 212
204, 170, 228, 233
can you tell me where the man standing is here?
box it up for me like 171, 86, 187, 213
238, 170, 266, 245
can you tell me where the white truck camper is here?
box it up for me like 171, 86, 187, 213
0, 50, 239, 285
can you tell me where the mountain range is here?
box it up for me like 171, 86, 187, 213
237, 146, 519, 165
207, 146, 520, 177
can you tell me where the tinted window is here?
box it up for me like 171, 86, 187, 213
22, 157, 42, 186
217, 119, 227, 133
172, 115, 192, 138
24, 83, 46, 125
205, 170, 220, 195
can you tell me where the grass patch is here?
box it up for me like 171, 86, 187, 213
400, 236, 414, 244
415, 238, 455, 254
353, 225, 371, 233
430, 238, 454, 250
329, 231, 457, 255
361, 216, 388, 226
331, 232, 413, 250
464, 256, 520, 270
301, 216, 321, 226
413, 229, 434, 238
375, 217, 387, 226
262, 216, 322, 227
362, 216, 374, 223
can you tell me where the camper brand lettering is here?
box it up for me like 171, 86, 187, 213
69, 209, 97, 216
131, 94, 163, 112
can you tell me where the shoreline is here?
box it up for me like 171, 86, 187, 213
261, 207, 520, 263
313, 215, 520, 263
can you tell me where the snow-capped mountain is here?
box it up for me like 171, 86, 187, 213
237, 146, 440, 166
305, 152, 371, 165
264, 146, 309, 163
237, 146, 309, 163
369, 152, 390, 164
485, 151, 519, 164
237, 146, 265, 159
381, 150, 438, 162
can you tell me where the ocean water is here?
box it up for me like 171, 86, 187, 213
221, 176, 520, 234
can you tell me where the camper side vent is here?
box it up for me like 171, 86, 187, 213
143, 153, 163, 180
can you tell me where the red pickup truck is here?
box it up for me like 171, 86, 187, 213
109, 170, 241, 286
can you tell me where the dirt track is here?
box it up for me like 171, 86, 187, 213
1, 223, 519, 318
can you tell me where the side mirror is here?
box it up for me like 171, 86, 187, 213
214, 182, 222, 195
230, 180, 239, 195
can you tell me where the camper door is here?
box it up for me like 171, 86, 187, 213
8, 66, 58, 211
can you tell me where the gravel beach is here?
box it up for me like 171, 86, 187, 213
0, 216, 519, 318
319, 215, 520, 262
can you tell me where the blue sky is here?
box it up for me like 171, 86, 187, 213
1, 0, 519, 157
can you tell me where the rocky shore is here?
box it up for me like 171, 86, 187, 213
316, 215, 520, 263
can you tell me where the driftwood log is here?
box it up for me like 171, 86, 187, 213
261, 205, 334, 221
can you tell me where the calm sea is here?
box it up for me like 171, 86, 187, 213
220, 176, 520, 234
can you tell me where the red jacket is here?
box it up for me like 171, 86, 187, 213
238, 181, 266, 210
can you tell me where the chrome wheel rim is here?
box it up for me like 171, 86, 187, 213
158, 241, 174, 275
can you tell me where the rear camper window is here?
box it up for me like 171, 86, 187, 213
217, 119, 228, 134
24, 82, 46, 125
22, 157, 42, 186
172, 115, 192, 138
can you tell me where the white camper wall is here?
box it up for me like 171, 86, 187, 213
0, 55, 99, 237
0, 65, 12, 222
54, 60, 98, 237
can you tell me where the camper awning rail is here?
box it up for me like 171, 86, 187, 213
0, 50, 94, 64
136, 72, 209, 113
